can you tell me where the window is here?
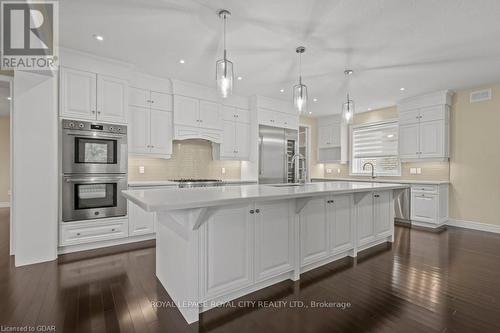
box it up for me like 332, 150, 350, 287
350, 121, 400, 176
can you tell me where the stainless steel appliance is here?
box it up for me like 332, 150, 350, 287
174, 179, 223, 188
62, 119, 127, 174
258, 125, 299, 184
394, 187, 411, 224
62, 174, 128, 222
61, 119, 128, 222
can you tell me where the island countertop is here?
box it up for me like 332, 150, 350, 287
122, 181, 409, 212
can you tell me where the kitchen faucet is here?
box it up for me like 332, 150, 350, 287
362, 162, 376, 179
292, 153, 306, 184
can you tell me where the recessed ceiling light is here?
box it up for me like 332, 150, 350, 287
237, 76, 242, 80
367, 107, 372, 111
279, 89, 284, 93
93, 34, 104, 41
387, 134, 395, 138
400, 87, 405, 91
308, 111, 312, 114
6, 97, 11, 101
313, 98, 318, 102
179, 59, 186, 64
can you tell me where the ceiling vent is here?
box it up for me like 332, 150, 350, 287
470, 88, 492, 103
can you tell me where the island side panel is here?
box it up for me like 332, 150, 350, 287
156, 210, 200, 324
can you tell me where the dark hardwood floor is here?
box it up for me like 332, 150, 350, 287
1, 207, 500, 332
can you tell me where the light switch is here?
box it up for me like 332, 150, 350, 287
326, 168, 333, 174
416, 168, 422, 174
410, 168, 417, 175
139, 166, 145, 174
221, 167, 226, 175
337, 168, 341, 174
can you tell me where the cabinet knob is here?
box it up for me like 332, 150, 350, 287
76, 232, 81, 236
111, 228, 116, 232
249, 210, 255, 214
374, 194, 380, 198
255, 209, 260, 214
151, 100, 155, 104
97, 111, 101, 114
91, 110, 96, 114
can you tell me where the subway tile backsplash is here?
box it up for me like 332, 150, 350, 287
128, 140, 241, 181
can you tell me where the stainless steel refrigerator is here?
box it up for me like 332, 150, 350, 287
258, 125, 299, 184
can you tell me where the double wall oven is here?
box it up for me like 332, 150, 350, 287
61, 119, 128, 222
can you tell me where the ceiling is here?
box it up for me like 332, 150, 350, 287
60, 0, 500, 116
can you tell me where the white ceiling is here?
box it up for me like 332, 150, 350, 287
60, 0, 500, 116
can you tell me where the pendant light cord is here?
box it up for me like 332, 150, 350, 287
298, 52, 302, 84
223, 14, 227, 61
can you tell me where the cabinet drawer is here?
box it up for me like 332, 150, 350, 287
411, 184, 438, 194
60, 218, 128, 246
411, 193, 438, 224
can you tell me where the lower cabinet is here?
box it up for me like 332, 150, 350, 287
200, 200, 294, 300
410, 184, 448, 226
356, 191, 393, 247
128, 201, 156, 236
60, 217, 128, 246
300, 194, 354, 267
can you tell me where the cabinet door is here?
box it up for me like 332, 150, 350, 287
411, 193, 438, 224
221, 105, 236, 121
97, 74, 128, 123
129, 87, 150, 108
356, 193, 374, 246
420, 105, 446, 122
60, 67, 97, 120
331, 195, 353, 254
128, 201, 155, 236
234, 108, 250, 124
234, 122, 250, 160
374, 191, 392, 238
150, 91, 172, 111
318, 126, 333, 147
254, 200, 294, 281
300, 197, 330, 266
399, 109, 420, 125
199, 100, 221, 129
220, 120, 236, 158
279, 113, 299, 129
258, 108, 278, 127
128, 106, 150, 154
173, 95, 199, 127
399, 123, 420, 160
150, 110, 173, 156
419, 120, 444, 158
201, 203, 254, 299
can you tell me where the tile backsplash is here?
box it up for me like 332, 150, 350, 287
128, 140, 241, 181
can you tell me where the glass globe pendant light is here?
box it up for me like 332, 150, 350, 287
216, 9, 233, 98
293, 46, 308, 113
341, 69, 355, 124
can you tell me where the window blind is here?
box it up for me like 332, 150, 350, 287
352, 122, 398, 158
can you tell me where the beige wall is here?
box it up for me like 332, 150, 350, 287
0, 117, 9, 203
129, 139, 241, 181
449, 84, 500, 226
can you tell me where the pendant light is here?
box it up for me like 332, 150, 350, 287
216, 9, 233, 98
341, 69, 355, 124
293, 46, 308, 113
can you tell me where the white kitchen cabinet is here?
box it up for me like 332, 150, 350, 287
150, 91, 173, 111
60, 217, 128, 246
398, 123, 420, 160
128, 106, 173, 158
356, 191, 393, 247
419, 120, 444, 158
300, 197, 330, 266
216, 116, 250, 161
221, 105, 250, 124
258, 108, 298, 130
60, 67, 128, 124
254, 200, 294, 282
356, 193, 375, 246
129, 87, 150, 108
221, 120, 236, 157
200, 203, 254, 299
199, 100, 222, 130
374, 191, 392, 238
410, 184, 448, 226
318, 123, 340, 148
128, 201, 155, 236
330, 195, 353, 254
174, 95, 199, 127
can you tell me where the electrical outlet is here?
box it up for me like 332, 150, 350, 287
337, 168, 341, 174
416, 168, 422, 174
326, 168, 333, 174
410, 168, 417, 175
139, 166, 145, 174
221, 167, 226, 175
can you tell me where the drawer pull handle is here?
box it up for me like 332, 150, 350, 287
111, 228, 116, 232
249, 210, 255, 214
255, 209, 260, 213
76, 232, 81, 236
374, 194, 380, 198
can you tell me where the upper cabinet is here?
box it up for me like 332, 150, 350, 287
60, 67, 128, 124
318, 122, 340, 148
128, 79, 173, 158
398, 91, 453, 161
215, 105, 250, 160
317, 115, 346, 163
173, 95, 223, 142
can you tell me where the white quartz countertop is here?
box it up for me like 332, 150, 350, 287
122, 182, 409, 212
128, 179, 258, 187
312, 178, 450, 185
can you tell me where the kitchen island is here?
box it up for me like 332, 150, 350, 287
123, 181, 408, 324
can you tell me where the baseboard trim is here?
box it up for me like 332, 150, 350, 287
446, 219, 500, 234
0, 202, 10, 208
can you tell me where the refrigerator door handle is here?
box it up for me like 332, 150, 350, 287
259, 136, 263, 176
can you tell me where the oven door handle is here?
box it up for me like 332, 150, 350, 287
65, 176, 127, 183
65, 131, 126, 139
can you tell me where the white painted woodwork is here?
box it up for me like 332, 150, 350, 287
150, 110, 173, 155
128, 106, 150, 154
419, 120, 444, 158
174, 95, 199, 127
150, 91, 173, 111
374, 191, 392, 237
411, 193, 438, 224
200, 203, 254, 299
129, 87, 150, 108
60, 218, 128, 246
221, 120, 236, 156
398, 123, 420, 159
97, 74, 128, 123
234, 122, 250, 159
330, 195, 353, 254
199, 100, 221, 129
254, 200, 294, 281
60, 67, 97, 120
128, 201, 155, 236
217, 117, 250, 160
356, 193, 375, 246
300, 197, 330, 266
318, 123, 340, 147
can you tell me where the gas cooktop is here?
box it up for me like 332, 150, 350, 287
171, 179, 222, 183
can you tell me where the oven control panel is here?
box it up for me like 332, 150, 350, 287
62, 119, 127, 134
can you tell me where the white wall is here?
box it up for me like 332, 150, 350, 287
12, 71, 58, 266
